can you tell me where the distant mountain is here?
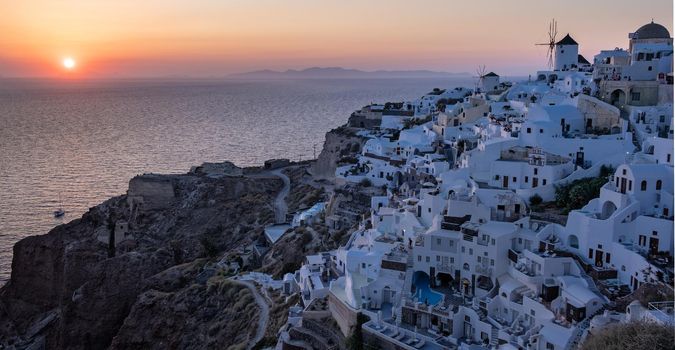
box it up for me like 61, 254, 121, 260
228, 67, 471, 79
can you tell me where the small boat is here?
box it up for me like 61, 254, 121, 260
54, 193, 65, 218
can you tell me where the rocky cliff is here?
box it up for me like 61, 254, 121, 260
310, 126, 367, 179
0, 169, 281, 349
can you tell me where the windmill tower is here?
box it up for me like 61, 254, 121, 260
475, 65, 499, 93
475, 65, 487, 92
535, 19, 558, 70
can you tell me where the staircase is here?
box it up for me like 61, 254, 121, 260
490, 326, 500, 348
573, 260, 605, 299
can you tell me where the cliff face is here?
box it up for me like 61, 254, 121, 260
110, 277, 259, 350
310, 127, 366, 179
0, 170, 281, 349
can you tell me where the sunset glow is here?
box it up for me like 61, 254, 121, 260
0, 0, 672, 78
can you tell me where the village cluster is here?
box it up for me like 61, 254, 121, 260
275, 21, 674, 350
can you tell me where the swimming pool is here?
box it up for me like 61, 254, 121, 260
412, 271, 444, 305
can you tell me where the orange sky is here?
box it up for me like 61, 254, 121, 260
0, 0, 672, 78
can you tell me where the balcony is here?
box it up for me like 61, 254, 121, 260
475, 265, 493, 276
436, 263, 454, 274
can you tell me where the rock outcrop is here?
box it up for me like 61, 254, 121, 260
0, 169, 281, 349
310, 127, 366, 179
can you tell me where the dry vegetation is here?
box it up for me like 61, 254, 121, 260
581, 321, 675, 350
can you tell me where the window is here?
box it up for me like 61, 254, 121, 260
639, 235, 646, 246
622, 265, 626, 271
426, 256, 430, 263
527, 127, 531, 133
660, 115, 666, 123
491, 239, 496, 245
469, 248, 473, 255
546, 342, 555, 350
539, 129, 544, 134
362, 263, 366, 269
530, 310, 536, 316
589, 248, 594, 259
656, 180, 662, 190
450, 257, 454, 263
495, 175, 500, 180
543, 179, 547, 186
513, 177, 517, 182
641, 180, 647, 191
525, 176, 529, 183
534, 168, 538, 175
622, 169, 626, 175
648, 66, 652, 71
629, 180, 632, 191
461, 246, 465, 253
668, 154, 672, 163
436, 255, 440, 262
463, 263, 470, 271
491, 259, 495, 266
631, 92, 641, 101
477, 256, 481, 262
653, 230, 658, 236
418, 255, 422, 262
606, 253, 611, 263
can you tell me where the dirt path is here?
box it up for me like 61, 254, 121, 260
230, 279, 269, 350
272, 169, 290, 223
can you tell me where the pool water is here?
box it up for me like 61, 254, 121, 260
412, 271, 444, 305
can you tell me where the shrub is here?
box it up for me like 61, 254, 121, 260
581, 321, 674, 350
200, 235, 219, 258
529, 194, 543, 206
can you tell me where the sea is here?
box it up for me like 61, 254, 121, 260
0, 77, 479, 285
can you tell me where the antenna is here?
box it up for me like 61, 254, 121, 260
535, 18, 558, 69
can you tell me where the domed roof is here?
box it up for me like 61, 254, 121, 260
634, 21, 671, 39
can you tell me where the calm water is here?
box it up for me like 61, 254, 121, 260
0, 77, 475, 284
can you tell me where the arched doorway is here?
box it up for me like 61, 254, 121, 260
610, 89, 626, 108
601, 201, 617, 219
548, 74, 558, 84
567, 234, 579, 249
436, 272, 454, 289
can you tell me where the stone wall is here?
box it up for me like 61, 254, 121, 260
127, 174, 175, 212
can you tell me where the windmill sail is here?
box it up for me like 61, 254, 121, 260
535, 19, 557, 69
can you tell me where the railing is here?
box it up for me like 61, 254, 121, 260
436, 263, 454, 273
476, 265, 493, 276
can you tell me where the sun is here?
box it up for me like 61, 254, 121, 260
62, 57, 76, 70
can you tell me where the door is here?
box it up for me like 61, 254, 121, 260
503, 176, 509, 188
595, 250, 604, 267
649, 237, 660, 255
464, 322, 473, 339
620, 178, 627, 194
532, 177, 539, 188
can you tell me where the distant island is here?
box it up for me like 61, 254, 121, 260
228, 67, 471, 79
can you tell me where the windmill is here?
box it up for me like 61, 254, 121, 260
475, 65, 487, 92
535, 19, 558, 69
